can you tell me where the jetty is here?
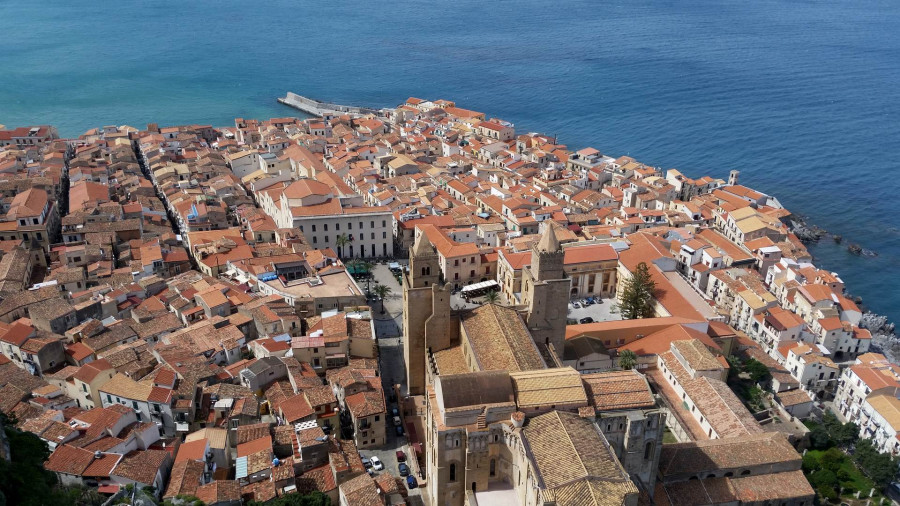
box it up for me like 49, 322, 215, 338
277, 92, 380, 118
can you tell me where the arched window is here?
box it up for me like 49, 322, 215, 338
740, 470, 751, 476
644, 442, 655, 460
724, 472, 734, 477
490, 459, 496, 477
449, 463, 457, 482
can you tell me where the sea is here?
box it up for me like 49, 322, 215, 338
1, 0, 899, 324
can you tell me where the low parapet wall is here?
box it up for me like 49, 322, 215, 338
277, 92, 379, 117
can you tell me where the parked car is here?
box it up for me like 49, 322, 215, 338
406, 475, 418, 489
583, 298, 594, 305
396, 450, 407, 462
393, 416, 402, 426
573, 302, 583, 309
398, 463, 410, 477
361, 457, 372, 469
392, 407, 399, 416
579, 317, 594, 324
370, 456, 384, 471
396, 425, 405, 436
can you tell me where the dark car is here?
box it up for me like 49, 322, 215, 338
579, 317, 594, 324
398, 463, 410, 477
406, 475, 418, 489
395, 425, 405, 436
396, 450, 407, 462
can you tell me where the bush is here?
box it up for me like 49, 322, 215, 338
802, 453, 821, 473
820, 447, 844, 472
810, 469, 838, 490
817, 485, 839, 503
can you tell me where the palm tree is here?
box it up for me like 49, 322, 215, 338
335, 233, 350, 259
360, 260, 374, 294
618, 350, 638, 370
373, 283, 392, 314
483, 290, 501, 305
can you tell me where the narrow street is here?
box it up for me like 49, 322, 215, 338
359, 262, 426, 504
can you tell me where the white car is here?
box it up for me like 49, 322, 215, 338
370, 456, 384, 471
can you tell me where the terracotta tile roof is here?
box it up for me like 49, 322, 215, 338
44, 444, 94, 475
345, 389, 385, 419
237, 435, 272, 458
509, 367, 588, 409
340, 473, 382, 506
460, 303, 544, 372
235, 423, 271, 445
82, 452, 122, 478
163, 459, 204, 499
582, 370, 656, 411
296, 463, 337, 494
659, 433, 800, 477
175, 438, 208, 463
112, 449, 169, 485
241, 479, 276, 503
671, 339, 722, 371
522, 411, 636, 500
279, 393, 315, 423
195, 480, 241, 505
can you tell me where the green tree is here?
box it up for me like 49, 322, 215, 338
810, 469, 838, 490
820, 447, 844, 472
335, 234, 350, 259
619, 262, 656, 319
726, 355, 743, 381
373, 283, 392, 314
821, 411, 858, 448
802, 452, 821, 473
853, 439, 898, 487
618, 350, 638, 370
0, 412, 62, 506
743, 358, 771, 384
483, 290, 501, 304
808, 423, 832, 450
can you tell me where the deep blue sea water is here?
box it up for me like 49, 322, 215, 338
2, 0, 899, 324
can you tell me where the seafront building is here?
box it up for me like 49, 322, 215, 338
1, 97, 890, 504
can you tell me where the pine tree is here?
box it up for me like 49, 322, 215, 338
619, 262, 657, 319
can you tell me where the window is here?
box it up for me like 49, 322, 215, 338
370, 221, 375, 228
348, 222, 352, 230
382, 220, 386, 227
312, 236, 317, 244
490, 459, 496, 477
323, 224, 328, 231
335, 223, 340, 230
370, 233, 374, 240
382, 232, 387, 239
449, 463, 457, 482
375, 415, 380, 421
644, 442, 654, 460
312, 225, 316, 232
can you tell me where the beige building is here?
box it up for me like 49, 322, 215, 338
656, 434, 814, 505
424, 371, 638, 506
72, 358, 117, 409
257, 178, 395, 258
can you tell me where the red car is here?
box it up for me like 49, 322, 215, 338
396, 450, 406, 462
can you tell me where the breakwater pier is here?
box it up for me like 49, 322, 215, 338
277, 92, 380, 118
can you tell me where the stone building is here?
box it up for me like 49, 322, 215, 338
520, 223, 570, 356
424, 371, 638, 506
402, 232, 456, 395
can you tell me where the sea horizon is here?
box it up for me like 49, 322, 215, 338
2, 0, 898, 324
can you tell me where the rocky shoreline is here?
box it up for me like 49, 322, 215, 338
861, 312, 900, 363
786, 217, 898, 361
788, 216, 877, 257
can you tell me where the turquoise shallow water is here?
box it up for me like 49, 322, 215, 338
2, 0, 898, 323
